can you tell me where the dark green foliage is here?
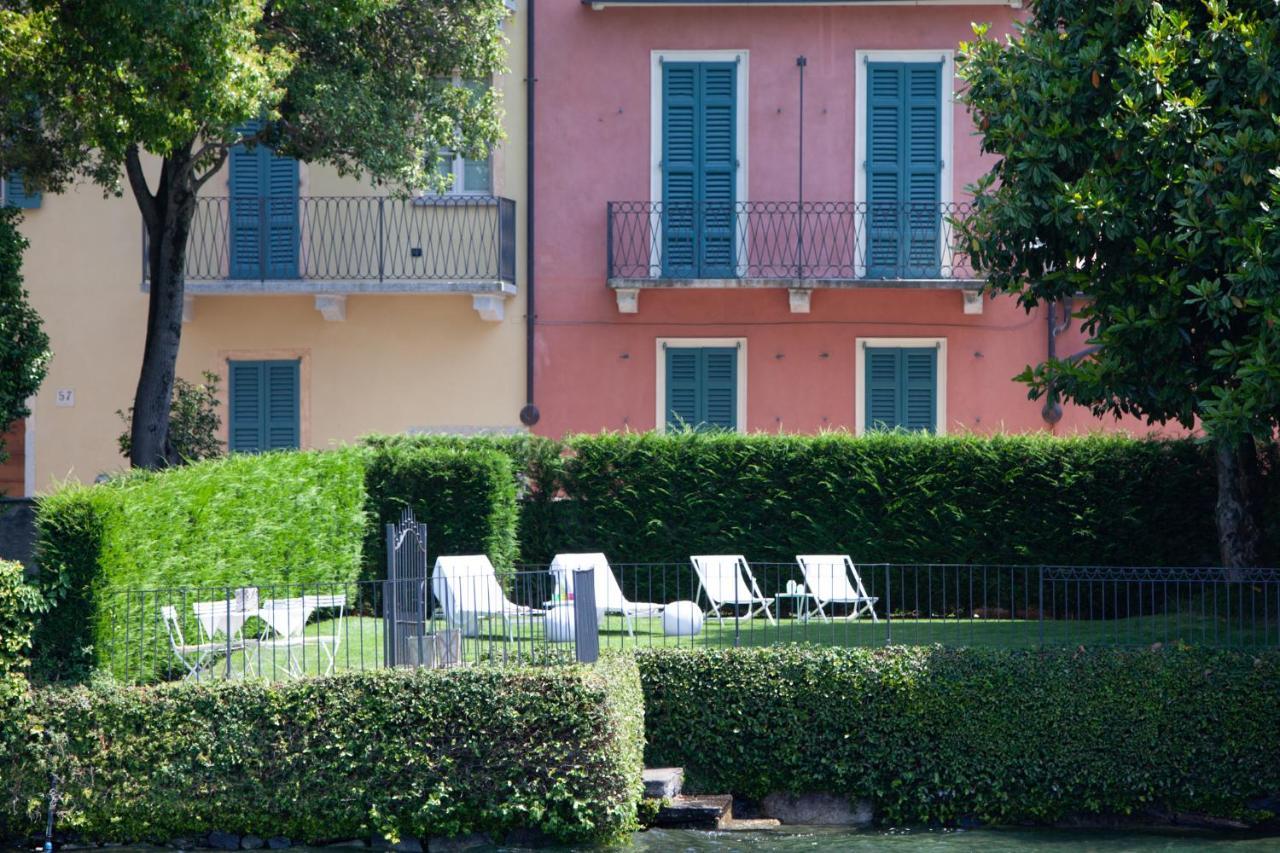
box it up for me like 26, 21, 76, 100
2, 656, 643, 846
0, 207, 49, 482
117, 371, 224, 463
638, 646, 1280, 826
362, 442, 519, 579
0, 559, 40, 679
502, 432, 1222, 566
31, 450, 367, 682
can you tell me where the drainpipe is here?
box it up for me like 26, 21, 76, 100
519, 0, 540, 428
795, 56, 806, 281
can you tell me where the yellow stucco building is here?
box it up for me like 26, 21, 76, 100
2, 9, 529, 496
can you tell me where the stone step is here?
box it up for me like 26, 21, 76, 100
654, 794, 733, 830
642, 767, 684, 800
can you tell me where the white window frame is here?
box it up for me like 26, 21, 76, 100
854, 337, 948, 436
431, 73, 494, 197
655, 337, 748, 433
853, 50, 956, 279
650, 50, 749, 277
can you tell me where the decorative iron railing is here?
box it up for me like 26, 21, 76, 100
143, 195, 516, 285
606, 200, 975, 282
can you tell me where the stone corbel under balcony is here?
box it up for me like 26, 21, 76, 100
609, 279, 985, 315
160, 280, 517, 324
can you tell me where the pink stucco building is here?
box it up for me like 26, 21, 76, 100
530, 0, 1137, 437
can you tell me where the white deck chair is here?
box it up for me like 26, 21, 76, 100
796, 555, 880, 622
431, 555, 542, 640
690, 555, 776, 625
254, 594, 344, 677
550, 553, 664, 637
160, 605, 240, 680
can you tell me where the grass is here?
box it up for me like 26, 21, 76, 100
182, 608, 1278, 683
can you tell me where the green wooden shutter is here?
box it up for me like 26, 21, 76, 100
699, 63, 737, 277
864, 347, 900, 431
864, 346, 937, 432
662, 61, 736, 278
662, 63, 698, 277
701, 347, 737, 429
229, 123, 299, 279
264, 360, 300, 449
665, 347, 701, 429
4, 171, 41, 209
904, 64, 942, 277
866, 61, 942, 278
229, 360, 265, 451
229, 359, 300, 452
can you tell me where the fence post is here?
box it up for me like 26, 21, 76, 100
884, 564, 892, 646
224, 586, 232, 679
606, 202, 614, 280
1038, 566, 1045, 648
377, 197, 385, 283
573, 568, 600, 664
258, 197, 268, 282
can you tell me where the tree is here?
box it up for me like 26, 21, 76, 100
118, 371, 224, 464
0, 0, 507, 468
0, 207, 50, 484
957, 0, 1280, 567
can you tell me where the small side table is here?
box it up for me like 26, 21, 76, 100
773, 592, 820, 623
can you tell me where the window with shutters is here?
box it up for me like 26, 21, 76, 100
2, 171, 41, 209
228, 359, 301, 452
228, 122, 300, 280
652, 51, 746, 280
856, 339, 946, 435
856, 53, 953, 280
658, 340, 744, 432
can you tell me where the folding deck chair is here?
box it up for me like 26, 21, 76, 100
796, 554, 880, 622
690, 555, 776, 625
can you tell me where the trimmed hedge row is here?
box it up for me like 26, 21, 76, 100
637, 646, 1280, 826
367, 432, 1235, 567
1, 654, 643, 846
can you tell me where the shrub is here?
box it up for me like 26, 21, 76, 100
32, 450, 367, 682
637, 645, 1280, 826
0, 559, 41, 679
2, 655, 643, 846
363, 442, 519, 578
117, 371, 224, 464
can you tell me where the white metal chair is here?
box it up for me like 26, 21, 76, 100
160, 605, 241, 680
549, 553, 664, 637
796, 555, 880, 622
431, 555, 542, 640
690, 555, 776, 625
254, 593, 346, 677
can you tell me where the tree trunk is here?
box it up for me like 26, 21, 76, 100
1215, 435, 1263, 570
129, 148, 198, 470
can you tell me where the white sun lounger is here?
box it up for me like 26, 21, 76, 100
796, 555, 880, 622
550, 553, 664, 637
432, 555, 542, 640
690, 555, 776, 625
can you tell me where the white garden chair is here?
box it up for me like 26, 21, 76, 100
254, 593, 346, 678
796, 555, 880, 622
549, 553, 664, 637
431, 555, 542, 640
690, 555, 776, 625
191, 587, 259, 645
160, 605, 242, 681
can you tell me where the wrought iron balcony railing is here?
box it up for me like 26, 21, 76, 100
143, 195, 516, 288
606, 200, 974, 283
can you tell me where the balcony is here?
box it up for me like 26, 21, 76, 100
605, 201, 983, 314
143, 195, 517, 322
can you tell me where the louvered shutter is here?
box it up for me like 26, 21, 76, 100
229, 139, 264, 279
665, 347, 701, 430
266, 154, 300, 278
901, 348, 937, 432
904, 65, 942, 277
4, 171, 41, 209
701, 347, 737, 430
229, 122, 299, 280
866, 62, 942, 278
229, 361, 265, 451
699, 63, 737, 277
864, 348, 900, 431
264, 360, 300, 449
662, 63, 698, 277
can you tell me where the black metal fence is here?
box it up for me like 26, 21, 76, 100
142, 195, 516, 285
606, 200, 974, 281
99, 563, 1280, 684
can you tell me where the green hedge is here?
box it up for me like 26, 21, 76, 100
2, 655, 643, 846
637, 646, 1280, 826
362, 442, 519, 580
0, 560, 38, 762
32, 450, 368, 682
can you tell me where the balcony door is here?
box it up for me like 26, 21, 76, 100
662, 61, 737, 279
865, 62, 943, 279
229, 125, 300, 280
